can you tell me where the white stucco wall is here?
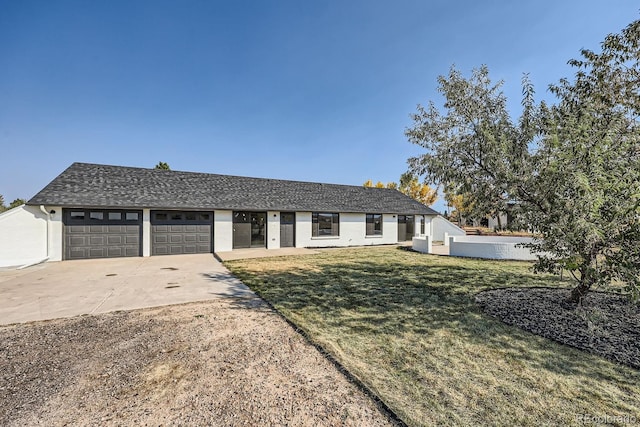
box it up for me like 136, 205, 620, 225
0, 205, 49, 267
267, 211, 280, 249
214, 210, 233, 252
449, 236, 537, 260
142, 209, 151, 257
431, 216, 466, 241
48, 207, 63, 262
412, 235, 432, 254
296, 212, 398, 248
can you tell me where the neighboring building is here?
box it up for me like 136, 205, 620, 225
0, 163, 465, 267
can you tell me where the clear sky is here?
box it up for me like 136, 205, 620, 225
1, 1, 637, 214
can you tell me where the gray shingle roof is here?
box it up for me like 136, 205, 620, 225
28, 162, 439, 215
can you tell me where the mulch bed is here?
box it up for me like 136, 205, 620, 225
475, 287, 640, 369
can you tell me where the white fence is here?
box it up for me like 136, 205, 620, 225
449, 236, 537, 260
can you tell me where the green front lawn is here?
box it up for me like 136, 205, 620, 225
226, 246, 639, 426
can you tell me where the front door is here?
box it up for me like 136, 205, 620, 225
397, 215, 415, 241
405, 215, 415, 240
397, 215, 407, 241
233, 211, 266, 249
280, 213, 295, 248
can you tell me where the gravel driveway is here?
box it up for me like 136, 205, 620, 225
0, 297, 393, 426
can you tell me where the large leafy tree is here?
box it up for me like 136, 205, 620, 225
398, 172, 438, 207
444, 189, 475, 226
405, 65, 518, 228
406, 19, 640, 303
363, 174, 438, 206
520, 19, 640, 303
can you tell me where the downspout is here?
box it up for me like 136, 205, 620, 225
17, 206, 51, 269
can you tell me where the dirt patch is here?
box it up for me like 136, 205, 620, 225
0, 298, 393, 426
475, 287, 640, 369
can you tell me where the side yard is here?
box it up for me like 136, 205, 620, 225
226, 246, 640, 426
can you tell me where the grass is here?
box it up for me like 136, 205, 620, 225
225, 246, 640, 426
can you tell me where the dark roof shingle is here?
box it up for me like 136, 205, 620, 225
28, 163, 439, 215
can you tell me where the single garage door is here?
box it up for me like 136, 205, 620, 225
63, 209, 142, 260
151, 211, 213, 255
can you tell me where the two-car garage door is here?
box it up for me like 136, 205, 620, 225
151, 211, 213, 255
63, 209, 143, 260
63, 209, 213, 259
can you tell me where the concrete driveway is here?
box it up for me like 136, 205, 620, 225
0, 254, 254, 325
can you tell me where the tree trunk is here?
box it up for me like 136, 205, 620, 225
496, 214, 502, 231
568, 281, 591, 304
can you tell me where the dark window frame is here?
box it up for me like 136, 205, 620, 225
312, 212, 340, 237
366, 213, 383, 236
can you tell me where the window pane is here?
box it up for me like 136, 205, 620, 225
185, 212, 197, 221
171, 213, 182, 221
90, 212, 103, 220
155, 213, 167, 221
71, 211, 85, 220
126, 212, 139, 221
318, 213, 333, 235
366, 214, 382, 235
199, 213, 211, 221
374, 214, 382, 234
233, 212, 249, 223
108, 212, 122, 220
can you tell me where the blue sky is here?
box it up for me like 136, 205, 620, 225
1, 1, 637, 213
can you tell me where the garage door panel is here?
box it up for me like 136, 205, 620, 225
90, 236, 106, 245
154, 246, 168, 255
151, 211, 212, 256
89, 248, 107, 258
154, 235, 168, 244
107, 247, 123, 257
69, 236, 87, 246
69, 247, 87, 259
107, 235, 123, 245
125, 235, 139, 244
125, 247, 139, 256
63, 209, 142, 260
67, 226, 86, 234
169, 234, 182, 243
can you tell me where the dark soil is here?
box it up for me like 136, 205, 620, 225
475, 287, 640, 369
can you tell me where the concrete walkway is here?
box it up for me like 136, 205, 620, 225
215, 247, 320, 261
0, 254, 254, 325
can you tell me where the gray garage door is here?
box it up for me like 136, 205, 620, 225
63, 209, 142, 260
151, 211, 213, 255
